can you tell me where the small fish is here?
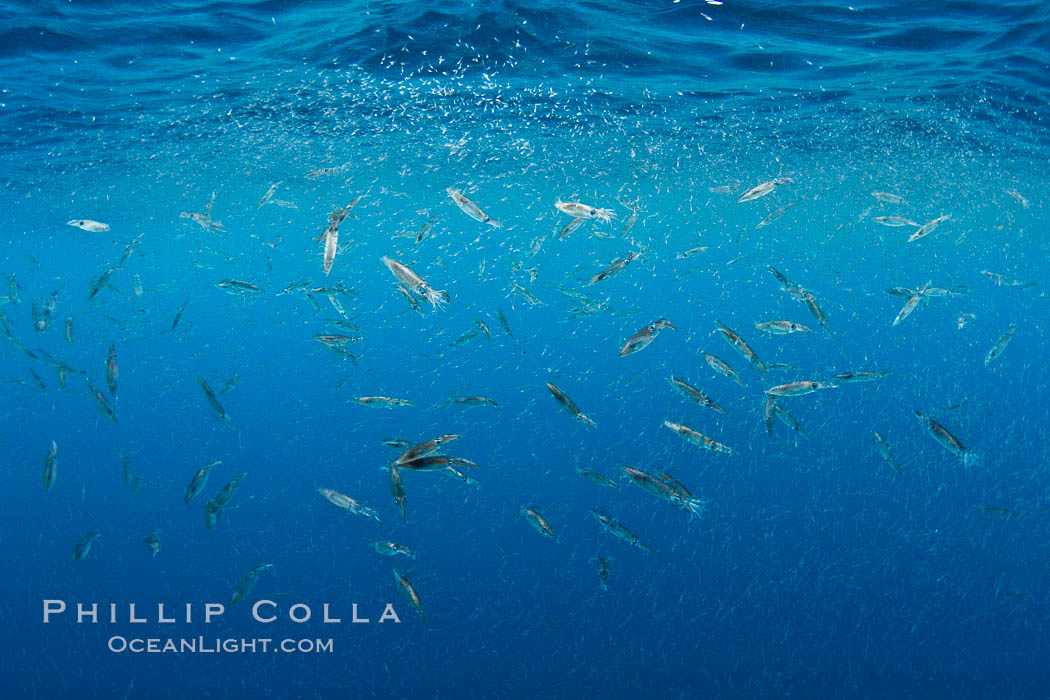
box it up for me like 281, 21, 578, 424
64, 319, 73, 343
872, 192, 905, 204
522, 507, 558, 541
72, 532, 100, 562
447, 187, 501, 228
43, 441, 57, 491
554, 199, 614, 222
67, 219, 110, 232
545, 382, 597, 428
737, 177, 792, 203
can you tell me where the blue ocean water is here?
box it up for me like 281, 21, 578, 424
2, 0, 1049, 697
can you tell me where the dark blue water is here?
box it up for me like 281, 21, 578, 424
3, 1, 1049, 698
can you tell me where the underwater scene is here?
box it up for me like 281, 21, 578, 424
3, 0, 1050, 697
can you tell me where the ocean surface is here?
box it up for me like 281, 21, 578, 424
3, 1, 1049, 698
